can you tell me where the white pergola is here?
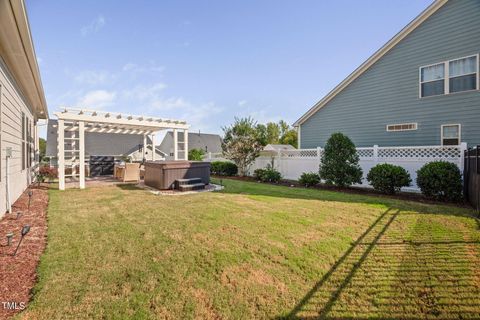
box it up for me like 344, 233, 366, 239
55, 107, 190, 190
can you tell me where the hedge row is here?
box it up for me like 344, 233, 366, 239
296, 161, 462, 202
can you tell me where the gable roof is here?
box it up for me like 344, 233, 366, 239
293, 0, 447, 127
46, 119, 162, 157
158, 131, 222, 154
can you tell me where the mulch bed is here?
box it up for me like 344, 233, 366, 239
0, 184, 49, 319
214, 175, 472, 209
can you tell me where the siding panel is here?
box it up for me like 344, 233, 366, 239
0, 56, 35, 216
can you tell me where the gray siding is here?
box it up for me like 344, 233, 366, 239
300, 0, 480, 148
0, 56, 36, 215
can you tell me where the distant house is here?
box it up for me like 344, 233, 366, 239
0, 0, 48, 215
158, 131, 222, 160
294, 0, 480, 148
46, 120, 166, 166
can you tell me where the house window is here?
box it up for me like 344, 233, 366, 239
420, 54, 479, 97
449, 56, 477, 93
441, 124, 460, 146
420, 63, 445, 97
386, 123, 417, 132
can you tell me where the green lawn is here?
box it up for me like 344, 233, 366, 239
21, 179, 480, 319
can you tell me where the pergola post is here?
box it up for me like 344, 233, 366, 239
173, 129, 178, 160
143, 134, 147, 161
58, 119, 65, 190
184, 129, 188, 160
151, 133, 156, 161
79, 121, 85, 189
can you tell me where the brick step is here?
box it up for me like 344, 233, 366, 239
178, 183, 206, 192
175, 178, 202, 187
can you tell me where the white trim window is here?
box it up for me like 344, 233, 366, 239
420, 63, 445, 97
386, 123, 417, 132
420, 54, 479, 97
441, 124, 461, 146
449, 56, 477, 93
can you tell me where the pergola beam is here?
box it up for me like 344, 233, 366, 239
55, 108, 188, 130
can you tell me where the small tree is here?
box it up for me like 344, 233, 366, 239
222, 117, 263, 176
319, 133, 362, 187
188, 148, 205, 161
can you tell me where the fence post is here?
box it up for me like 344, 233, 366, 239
208, 152, 212, 160
373, 145, 378, 164
460, 142, 467, 171
317, 147, 322, 165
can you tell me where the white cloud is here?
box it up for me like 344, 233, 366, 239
122, 62, 165, 74
151, 97, 189, 111
74, 70, 115, 85
76, 90, 116, 109
81, 15, 106, 37
123, 83, 167, 101
238, 100, 247, 107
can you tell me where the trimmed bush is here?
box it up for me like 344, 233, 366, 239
367, 163, 411, 194
299, 172, 320, 187
210, 161, 238, 176
416, 161, 462, 202
254, 165, 282, 183
319, 132, 362, 187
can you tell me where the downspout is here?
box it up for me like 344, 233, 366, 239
5, 147, 12, 212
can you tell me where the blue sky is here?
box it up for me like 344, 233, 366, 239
28, 0, 433, 138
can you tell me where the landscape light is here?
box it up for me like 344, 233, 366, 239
21, 225, 30, 236
28, 190, 33, 211
6, 233, 13, 246
12, 225, 31, 256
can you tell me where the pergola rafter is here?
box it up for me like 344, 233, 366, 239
54, 107, 190, 190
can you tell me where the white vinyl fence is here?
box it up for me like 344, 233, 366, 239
205, 143, 467, 192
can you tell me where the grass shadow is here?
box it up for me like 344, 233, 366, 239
275, 205, 480, 319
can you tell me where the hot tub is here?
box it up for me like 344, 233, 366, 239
144, 161, 211, 190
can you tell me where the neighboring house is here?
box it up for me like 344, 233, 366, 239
46, 120, 166, 166
294, 0, 480, 148
158, 131, 222, 160
0, 0, 48, 215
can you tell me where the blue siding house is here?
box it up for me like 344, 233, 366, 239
294, 0, 480, 148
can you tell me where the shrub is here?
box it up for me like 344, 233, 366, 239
319, 133, 362, 187
254, 165, 282, 183
253, 168, 266, 180
210, 161, 238, 176
416, 161, 462, 202
37, 166, 57, 183
188, 148, 205, 161
367, 163, 411, 194
299, 172, 320, 187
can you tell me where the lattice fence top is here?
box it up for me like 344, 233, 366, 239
206, 145, 465, 162
356, 148, 374, 158
279, 149, 319, 158
377, 146, 462, 159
